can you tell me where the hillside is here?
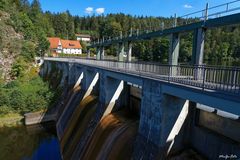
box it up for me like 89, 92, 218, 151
0, 11, 23, 81
0, 1, 59, 118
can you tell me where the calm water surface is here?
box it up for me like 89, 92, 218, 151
0, 123, 61, 160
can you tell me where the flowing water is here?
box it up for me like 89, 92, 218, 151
61, 95, 99, 159
81, 110, 139, 160
55, 87, 141, 160
0, 123, 61, 160
56, 86, 84, 138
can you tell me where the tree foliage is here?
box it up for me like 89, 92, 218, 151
2, 0, 240, 63
0, 72, 57, 115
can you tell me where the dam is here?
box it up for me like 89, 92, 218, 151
38, 3, 240, 159
40, 58, 240, 160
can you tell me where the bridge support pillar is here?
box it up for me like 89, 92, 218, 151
192, 28, 205, 65
118, 43, 125, 62
127, 42, 132, 62
87, 49, 91, 59
100, 47, 105, 60
192, 28, 206, 80
169, 33, 180, 66
133, 79, 189, 159
169, 33, 180, 76
96, 47, 101, 60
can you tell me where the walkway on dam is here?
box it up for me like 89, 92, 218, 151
44, 57, 240, 100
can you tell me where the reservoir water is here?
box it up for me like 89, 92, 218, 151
0, 123, 62, 160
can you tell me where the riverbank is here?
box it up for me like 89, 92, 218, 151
0, 113, 24, 127
0, 109, 57, 127
24, 110, 57, 125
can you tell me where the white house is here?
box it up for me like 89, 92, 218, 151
48, 37, 82, 57
76, 34, 91, 42
60, 39, 82, 54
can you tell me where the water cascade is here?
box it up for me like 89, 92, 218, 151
61, 95, 99, 159
80, 110, 139, 160
54, 82, 141, 159
56, 85, 81, 120
56, 85, 85, 139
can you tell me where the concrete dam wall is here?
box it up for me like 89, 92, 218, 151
40, 60, 240, 160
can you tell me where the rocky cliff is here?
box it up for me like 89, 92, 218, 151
0, 10, 23, 81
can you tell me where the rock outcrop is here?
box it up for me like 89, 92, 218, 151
0, 11, 23, 81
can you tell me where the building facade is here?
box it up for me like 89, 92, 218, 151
76, 34, 91, 42
48, 37, 82, 57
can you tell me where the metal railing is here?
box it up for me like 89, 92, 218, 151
179, 0, 240, 25
58, 58, 240, 96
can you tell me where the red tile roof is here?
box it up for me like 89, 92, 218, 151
61, 40, 82, 49
48, 37, 60, 49
48, 38, 82, 49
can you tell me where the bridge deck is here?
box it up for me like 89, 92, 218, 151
44, 58, 240, 98
91, 0, 240, 47
91, 13, 240, 47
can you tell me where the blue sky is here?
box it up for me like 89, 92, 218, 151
30, 0, 234, 17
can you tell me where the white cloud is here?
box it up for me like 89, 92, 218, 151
85, 7, 93, 14
96, 8, 105, 14
183, 4, 193, 9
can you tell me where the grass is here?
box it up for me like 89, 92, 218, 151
0, 113, 24, 127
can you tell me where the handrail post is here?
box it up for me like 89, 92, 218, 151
204, 3, 209, 22
173, 13, 177, 27
232, 67, 237, 88
168, 65, 171, 82
202, 65, 206, 90
161, 22, 165, 31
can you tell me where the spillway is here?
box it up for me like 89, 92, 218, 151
80, 110, 139, 160
56, 86, 84, 139
61, 95, 99, 159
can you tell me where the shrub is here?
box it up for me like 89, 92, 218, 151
0, 105, 12, 115
0, 71, 61, 115
21, 41, 36, 61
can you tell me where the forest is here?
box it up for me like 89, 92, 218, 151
1, 0, 240, 64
